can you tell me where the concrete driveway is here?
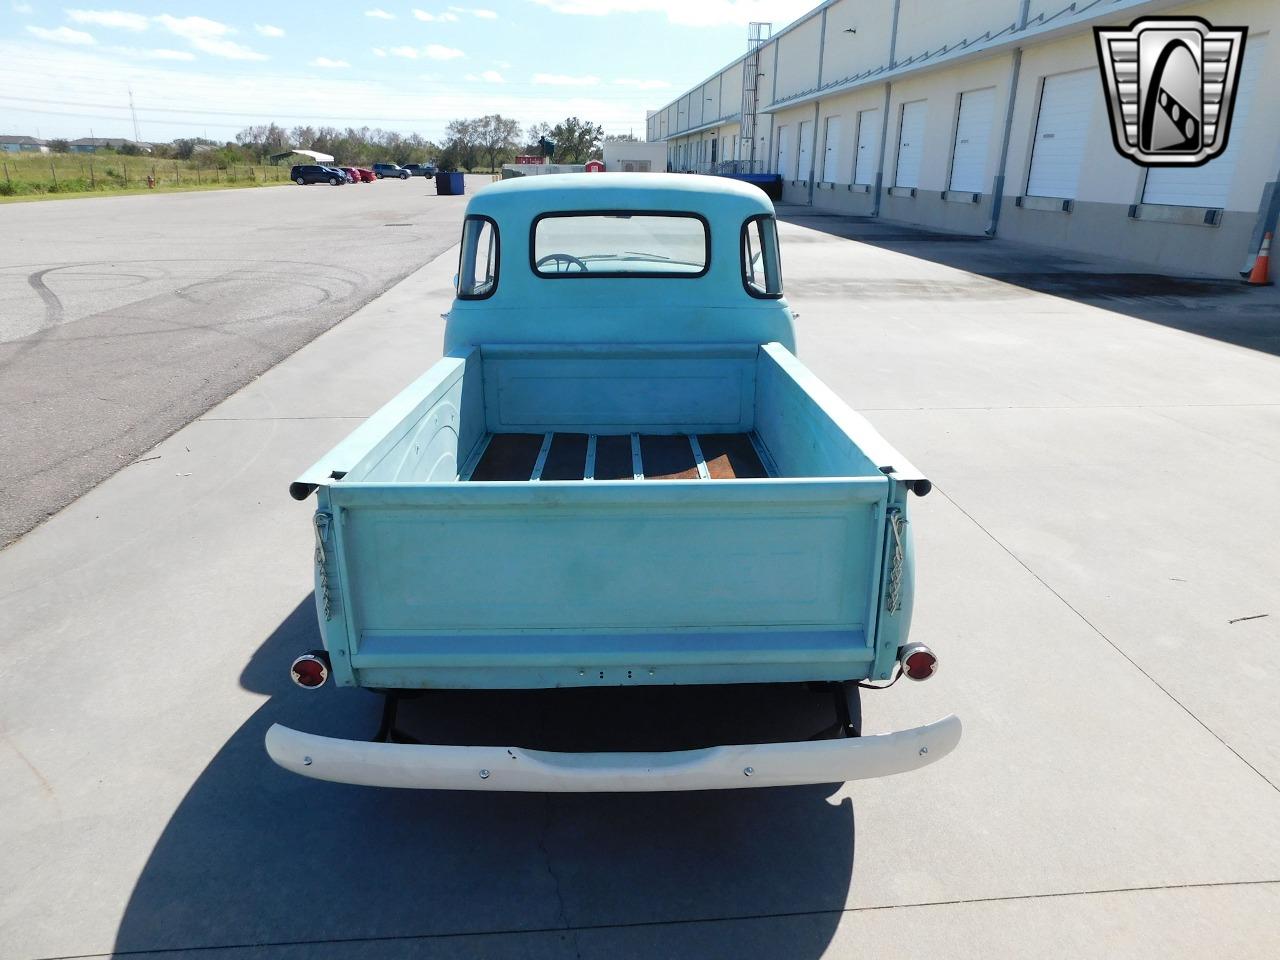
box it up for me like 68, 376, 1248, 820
0, 205, 1277, 959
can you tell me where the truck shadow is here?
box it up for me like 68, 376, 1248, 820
111, 596, 856, 958
777, 210, 1280, 358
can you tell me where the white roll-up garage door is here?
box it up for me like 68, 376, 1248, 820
896, 100, 926, 188
1142, 37, 1265, 208
797, 120, 814, 182
822, 115, 844, 183
1026, 70, 1094, 198
776, 125, 793, 179
949, 87, 996, 193
854, 108, 880, 185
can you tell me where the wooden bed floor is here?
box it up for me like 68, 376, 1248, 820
466, 432, 771, 482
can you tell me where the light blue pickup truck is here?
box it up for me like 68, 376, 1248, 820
267, 173, 960, 791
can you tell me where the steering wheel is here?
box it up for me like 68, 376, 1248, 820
536, 253, 589, 274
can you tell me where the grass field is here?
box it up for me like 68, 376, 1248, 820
0, 152, 291, 201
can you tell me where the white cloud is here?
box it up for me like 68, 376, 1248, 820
425, 43, 464, 60
450, 6, 498, 17
389, 45, 419, 58
464, 69, 504, 82
312, 56, 351, 68
372, 46, 388, 56
11, 1, 33, 12
413, 9, 459, 21
526, 0, 813, 28
153, 14, 268, 60
492, 58, 511, 68
255, 24, 285, 38
26, 25, 96, 44
365, 7, 395, 18
111, 46, 196, 60
66, 9, 149, 30
532, 72, 600, 86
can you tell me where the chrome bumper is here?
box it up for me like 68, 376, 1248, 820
265, 714, 961, 792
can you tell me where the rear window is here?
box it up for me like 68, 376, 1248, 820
742, 215, 783, 298
531, 212, 709, 278
457, 216, 498, 299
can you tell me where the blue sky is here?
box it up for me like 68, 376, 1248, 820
1, 1, 815, 143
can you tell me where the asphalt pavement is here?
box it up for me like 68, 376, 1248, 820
0, 178, 477, 546
0, 196, 1278, 959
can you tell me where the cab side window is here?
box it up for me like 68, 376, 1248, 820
457, 216, 499, 299
742, 215, 783, 298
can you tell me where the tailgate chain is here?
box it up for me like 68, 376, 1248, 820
886, 509, 906, 614
314, 512, 333, 621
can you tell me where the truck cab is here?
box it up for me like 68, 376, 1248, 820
269, 173, 960, 792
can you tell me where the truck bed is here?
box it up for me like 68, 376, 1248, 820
467, 432, 770, 482
293, 342, 927, 690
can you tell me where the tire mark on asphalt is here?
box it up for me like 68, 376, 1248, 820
26, 267, 66, 329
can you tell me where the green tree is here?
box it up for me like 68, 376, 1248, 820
48, 138, 70, 153
474, 114, 521, 172
548, 117, 604, 163
439, 118, 481, 171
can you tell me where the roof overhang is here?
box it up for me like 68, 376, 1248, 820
291, 148, 335, 163
658, 114, 742, 143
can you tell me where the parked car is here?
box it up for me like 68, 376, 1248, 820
340, 166, 361, 183
356, 167, 376, 183
372, 162, 410, 180
403, 162, 436, 179
270, 173, 960, 793
290, 164, 345, 186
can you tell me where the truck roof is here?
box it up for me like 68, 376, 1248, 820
467, 172, 775, 218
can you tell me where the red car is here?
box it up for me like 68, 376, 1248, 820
340, 166, 361, 184
356, 168, 376, 183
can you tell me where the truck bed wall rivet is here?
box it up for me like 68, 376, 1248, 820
919, 747, 928, 756
303, 756, 313, 766
743, 766, 754, 777
479, 769, 490, 779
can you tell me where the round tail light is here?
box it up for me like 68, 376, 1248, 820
899, 642, 938, 681
290, 652, 329, 689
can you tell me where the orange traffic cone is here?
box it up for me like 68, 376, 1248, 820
1244, 231, 1273, 285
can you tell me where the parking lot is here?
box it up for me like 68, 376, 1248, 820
0, 178, 484, 547
1, 187, 1278, 959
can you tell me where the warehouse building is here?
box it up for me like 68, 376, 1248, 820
649, 0, 1280, 277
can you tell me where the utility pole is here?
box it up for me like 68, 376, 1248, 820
128, 87, 142, 143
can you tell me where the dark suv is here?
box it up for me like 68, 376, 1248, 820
402, 163, 436, 179
372, 162, 410, 180
291, 164, 345, 186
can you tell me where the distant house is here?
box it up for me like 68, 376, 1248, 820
0, 135, 49, 154
68, 137, 152, 154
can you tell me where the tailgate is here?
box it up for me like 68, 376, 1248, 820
314, 477, 890, 689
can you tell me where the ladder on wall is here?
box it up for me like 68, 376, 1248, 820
740, 21, 772, 174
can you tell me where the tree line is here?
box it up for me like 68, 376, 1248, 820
36, 115, 639, 171
229, 116, 636, 171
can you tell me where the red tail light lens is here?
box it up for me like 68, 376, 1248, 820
899, 643, 938, 681
290, 653, 329, 688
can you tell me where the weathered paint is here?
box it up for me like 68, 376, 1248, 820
293, 174, 929, 690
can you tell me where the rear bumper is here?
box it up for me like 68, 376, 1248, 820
265, 714, 961, 792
